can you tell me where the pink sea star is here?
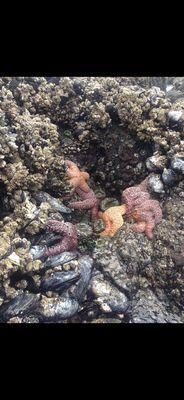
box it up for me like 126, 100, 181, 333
131, 199, 163, 239
122, 177, 162, 239
44, 220, 77, 257
122, 177, 150, 218
62, 159, 100, 220
69, 187, 100, 221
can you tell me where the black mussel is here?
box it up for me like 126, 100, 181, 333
0, 293, 41, 322
40, 270, 81, 294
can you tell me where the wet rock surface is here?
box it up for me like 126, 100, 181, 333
130, 289, 183, 323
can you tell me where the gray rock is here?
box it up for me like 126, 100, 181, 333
93, 229, 153, 296
166, 89, 184, 102
130, 289, 183, 323
168, 110, 183, 122
100, 197, 119, 211
148, 86, 164, 106
90, 273, 129, 314
162, 168, 178, 186
171, 156, 184, 174
148, 174, 165, 194
146, 154, 167, 172
76, 223, 93, 238
91, 318, 121, 323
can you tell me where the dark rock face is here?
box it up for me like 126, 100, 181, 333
142, 197, 184, 310
130, 289, 183, 323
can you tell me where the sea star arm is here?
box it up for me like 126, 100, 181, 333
91, 200, 100, 221
64, 160, 77, 168
69, 198, 96, 210
99, 211, 112, 237
44, 236, 71, 257
145, 220, 155, 240
81, 171, 90, 180
46, 220, 75, 236
134, 200, 162, 223
45, 220, 67, 234
132, 221, 146, 234
78, 178, 91, 193
120, 205, 127, 215
138, 177, 149, 192
69, 187, 97, 210
69, 177, 81, 188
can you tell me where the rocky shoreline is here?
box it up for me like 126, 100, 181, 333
0, 76, 183, 323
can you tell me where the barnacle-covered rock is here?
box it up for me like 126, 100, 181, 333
171, 154, 184, 174
130, 289, 183, 323
76, 223, 93, 238
94, 226, 153, 296
0, 76, 184, 323
147, 173, 165, 194
89, 272, 129, 314
141, 196, 184, 309
146, 153, 167, 172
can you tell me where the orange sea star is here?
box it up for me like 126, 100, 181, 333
98, 205, 127, 237
65, 160, 90, 193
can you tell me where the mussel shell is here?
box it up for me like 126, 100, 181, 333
33, 192, 71, 213
0, 293, 41, 322
40, 270, 81, 294
69, 255, 93, 301
37, 296, 79, 321
30, 245, 46, 260
44, 251, 78, 268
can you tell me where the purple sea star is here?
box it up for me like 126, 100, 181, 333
44, 220, 77, 257
122, 177, 150, 218
121, 177, 162, 239
131, 199, 163, 239
68, 187, 100, 221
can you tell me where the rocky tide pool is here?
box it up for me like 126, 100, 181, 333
0, 76, 183, 323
